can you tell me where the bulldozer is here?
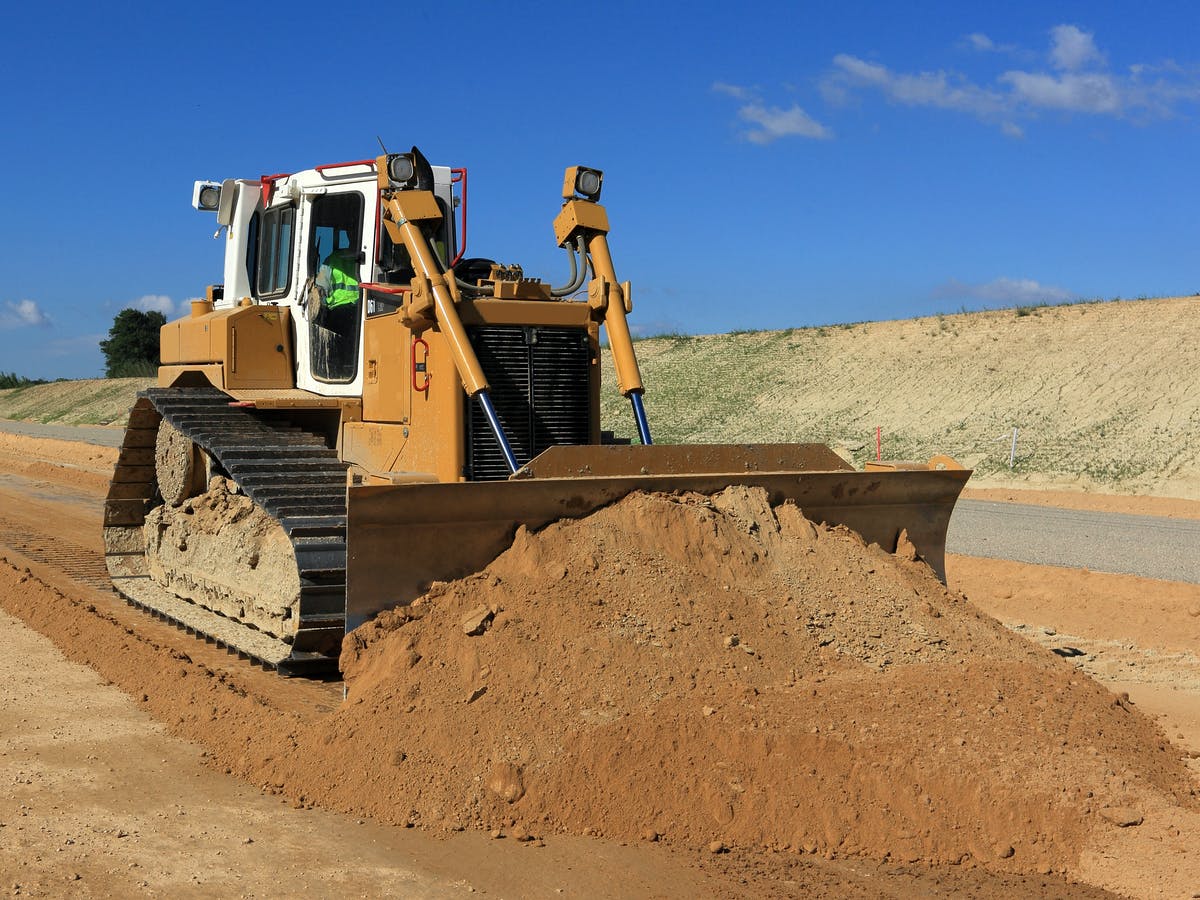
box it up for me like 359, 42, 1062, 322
103, 147, 969, 674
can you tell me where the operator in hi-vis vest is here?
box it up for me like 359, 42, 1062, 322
309, 244, 361, 379
316, 246, 360, 332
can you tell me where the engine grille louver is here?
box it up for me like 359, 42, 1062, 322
465, 326, 591, 481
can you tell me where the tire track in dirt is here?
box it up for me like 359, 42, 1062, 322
0, 517, 110, 590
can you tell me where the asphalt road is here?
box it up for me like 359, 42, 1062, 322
947, 499, 1200, 585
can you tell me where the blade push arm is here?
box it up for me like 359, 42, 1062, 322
377, 153, 520, 474
554, 183, 652, 445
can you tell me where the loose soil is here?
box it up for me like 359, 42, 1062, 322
332, 489, 1197, 883
2, 425, 1198, 896
0, 548, 1115, 898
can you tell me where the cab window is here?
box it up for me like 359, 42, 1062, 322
368, 197, 454, 318
308, 193, 364, 382
255, 205, 294, 299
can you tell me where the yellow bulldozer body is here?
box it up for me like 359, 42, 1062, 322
104, 148, 969, 673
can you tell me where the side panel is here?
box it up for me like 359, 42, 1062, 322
346, 321, 465, 482
226, 306, 294, 389
158, 306, 294, 389
362, 309, 411, 424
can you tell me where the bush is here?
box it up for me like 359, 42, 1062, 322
100, 309, 165, 378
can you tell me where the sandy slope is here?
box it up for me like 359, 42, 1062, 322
3, 297, 1197, 499
0, 377, 153, 426
602, 295, 1200, 498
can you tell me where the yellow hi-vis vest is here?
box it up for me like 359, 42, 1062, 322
325, 249, 360, 309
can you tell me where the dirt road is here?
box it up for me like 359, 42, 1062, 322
1, 429, 1196, 897
0, 419, 125, 447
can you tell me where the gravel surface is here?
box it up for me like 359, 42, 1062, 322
948, 499, 1200, 584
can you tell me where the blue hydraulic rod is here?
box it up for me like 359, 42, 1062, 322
476, 390, 520, 474
630, 390, 652, 445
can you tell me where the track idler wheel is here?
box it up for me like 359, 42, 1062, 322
154, 421, 208, 506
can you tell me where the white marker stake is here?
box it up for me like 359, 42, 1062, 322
1009, 427, 1019, 470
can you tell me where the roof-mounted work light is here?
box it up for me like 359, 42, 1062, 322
385, 147, 436, 192
192, 180, 222, 211
386, 153, 416, 187
562, 165, 603, 202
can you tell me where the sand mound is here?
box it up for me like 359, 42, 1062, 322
324, 487, 1195, 872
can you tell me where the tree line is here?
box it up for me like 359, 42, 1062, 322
0, 372, 50, 389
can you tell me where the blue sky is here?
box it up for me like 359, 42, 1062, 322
2, 1, 1198, 379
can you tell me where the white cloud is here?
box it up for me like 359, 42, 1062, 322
714, 83, 832, 144
1000, 70, 1121, 113
932, 277, 1074, 306
712, 81, 753, 101
133, 294, 178, 316
825, 24, 1200, 129
967, 32, 995, 52
1049, 24, 1103, 71
826, 54, 1006, 117
0, 299, 50, 328
739, 103, 832, 143
962, 32, 1017, 54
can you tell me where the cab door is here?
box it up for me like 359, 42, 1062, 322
293, 187, 372, 396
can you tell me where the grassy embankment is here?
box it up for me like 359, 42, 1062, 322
3, 297, 1196, 495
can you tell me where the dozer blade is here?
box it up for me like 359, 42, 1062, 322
346, 444, 969, 631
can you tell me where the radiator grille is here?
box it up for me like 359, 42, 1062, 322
465, 326, 591, 481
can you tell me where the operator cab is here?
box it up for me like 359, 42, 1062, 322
192, 158, 458, 397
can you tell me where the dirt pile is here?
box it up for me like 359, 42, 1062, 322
0, 558, 1119, 899
1, 469, 1197, 892
143, 476, 300, 637
324, 487, 1196, 874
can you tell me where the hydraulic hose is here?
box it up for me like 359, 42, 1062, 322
550, 236, 589, 297
453, 235, 587, 298
454, 275, 492, 296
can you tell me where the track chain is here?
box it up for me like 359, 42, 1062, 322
118, 387, 350, 674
